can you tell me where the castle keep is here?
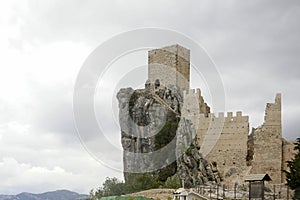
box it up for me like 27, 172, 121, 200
117, 44, 295, 185
148, 45, 190, 92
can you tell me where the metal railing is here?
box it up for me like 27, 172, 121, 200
193, 183, 292, 200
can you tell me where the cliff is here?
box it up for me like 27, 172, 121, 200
117, 81, 220, 187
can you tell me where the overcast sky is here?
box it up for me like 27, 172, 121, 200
0, 0, 299, 195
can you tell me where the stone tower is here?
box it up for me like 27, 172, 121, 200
148, 44, 190, 91
249, 93, 282, 183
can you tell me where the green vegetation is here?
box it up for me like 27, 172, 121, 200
88, 177, 125, 199
88, 173, 182, 199
88, 175, 162, 199
284, 138, 300, 199
164, 174, 181, 189
124, 173, 162, 194
185, 143, 195, 157
89, 196, 153, 200
154, 111, 179, 150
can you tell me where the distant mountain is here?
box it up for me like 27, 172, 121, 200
0, 189, 88, 200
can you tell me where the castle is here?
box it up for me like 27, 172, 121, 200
118, 44, 296, 185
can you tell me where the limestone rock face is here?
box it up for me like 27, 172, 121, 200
117, 84, 181, 182
117, 83, 219, 187
175, 118, 221, 187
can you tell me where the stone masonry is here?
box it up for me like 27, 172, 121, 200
148, 44, 190, 92
198, 111, 250, 184
247, 94, 283, 183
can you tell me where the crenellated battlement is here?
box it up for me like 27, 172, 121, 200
182, 88, 210, 114
199, 111, 248, 123
183, 88, 202, 98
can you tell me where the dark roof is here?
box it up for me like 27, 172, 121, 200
245, 174, 272, 182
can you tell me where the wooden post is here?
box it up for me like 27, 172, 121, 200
249, 182, 251, 200
234, 183, 237, 200
279, 184, 282, 199
262, 181, 265, 200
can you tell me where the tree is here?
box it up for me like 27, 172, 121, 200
88, 177, 126, 199
87, 189, 102, 200
164, 174, 181, 189
124, 173, 162, 194
102, 177, 125, 196
88, 175, 162, 199
284, 138, 300, 199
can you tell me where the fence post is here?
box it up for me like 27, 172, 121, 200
234, 183, 237, 200
279, 184, 282, 199
217, 185, 219, 199
223, 184, 225, 199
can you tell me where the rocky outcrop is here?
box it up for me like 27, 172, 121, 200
175, 117, 221, 187
117, 81, 220, 187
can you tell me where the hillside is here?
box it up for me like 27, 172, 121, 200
0, 189, 88, 200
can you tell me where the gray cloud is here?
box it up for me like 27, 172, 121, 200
29, 82, 77, 142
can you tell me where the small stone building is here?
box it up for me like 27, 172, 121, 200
173, 188, 208, 200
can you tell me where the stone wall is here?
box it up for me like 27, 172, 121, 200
196, 112, 249, 181
148, 44, 190, 91
181, 88, 210, 131
181, 87, 250, 183
249, 94, 283, 184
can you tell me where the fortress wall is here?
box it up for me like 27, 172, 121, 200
148, 45, 190, 91
250, 93, 283, 183
182, 89, 211, 130
183, 89, 210, 114
196, 112, 249, 176
282, 139, 296, 183
182, 89, 201, 128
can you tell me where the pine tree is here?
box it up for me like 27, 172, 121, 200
284, 138, 300, 199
